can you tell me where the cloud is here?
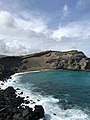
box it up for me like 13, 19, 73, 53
0, 10, 90, 57
51, 21, 90, 56
0, 11, 16, 28
62, 4, 70, 18
0, 11, 56, 55
0, 39, 8, 54
52, 21, 90, 39
15, 16, 47, 33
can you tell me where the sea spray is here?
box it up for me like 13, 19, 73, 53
1, 70, 90, 120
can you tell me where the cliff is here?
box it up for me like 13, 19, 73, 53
0, 50, 90, 81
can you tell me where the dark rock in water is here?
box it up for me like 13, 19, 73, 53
9, 76, 12, 79
24, 100, 30, 104
5, 86, 16, 94
21, 105, 25, 108
1, 83, 4, 85
34, 105, 44, 119
26, 96, 29, 98
31, 101, 35, 104
0, 87, 45, 120
53, 113, 56, 115
19, 91, 23, 95
16, 88, 20, 90
33, 101, 35, 104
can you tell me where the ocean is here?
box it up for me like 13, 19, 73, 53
1, 70, 90, 120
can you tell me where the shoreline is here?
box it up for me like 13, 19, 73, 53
0, 70, 42, 90
0, 71, 45, 120
1, 68, 90, 89
1, 68, 90, 83
0, 69, 55, 120
0, 70, 49, 120
0, 69, 90, 120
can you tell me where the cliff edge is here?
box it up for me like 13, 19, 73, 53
0, 50, 90, 81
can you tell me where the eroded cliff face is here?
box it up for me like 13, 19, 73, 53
45, 50, 90, 71
0, 50, 90, 81
20, 50, 90, 71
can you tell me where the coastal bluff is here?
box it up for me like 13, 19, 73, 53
0, 50, 90, 81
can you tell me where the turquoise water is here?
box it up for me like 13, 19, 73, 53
6, 70, 90, 120
20, 70, 90, 108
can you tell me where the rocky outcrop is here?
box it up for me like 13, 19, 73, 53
0, 50, 90, 81
0, 87, 45, 120
46, 50, 90, 71
21, 50, 90, 71
0, 56, 22, 81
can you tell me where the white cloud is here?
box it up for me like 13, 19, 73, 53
15, 17, 47, 33
0, 11, 16, 28
51, 21, 90, 57
62, 4, 70, 18
0, 10, 90, 57
52, 21, 90, 39
0, 11, 56, 55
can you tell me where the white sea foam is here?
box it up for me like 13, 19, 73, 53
1, 72, 90, 120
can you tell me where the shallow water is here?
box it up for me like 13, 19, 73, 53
2, 70, 90, 120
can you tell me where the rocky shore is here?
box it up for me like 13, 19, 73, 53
0, 50, 90, 120
0, 86, 44, 120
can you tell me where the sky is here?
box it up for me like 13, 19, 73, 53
0, 0, 90, 56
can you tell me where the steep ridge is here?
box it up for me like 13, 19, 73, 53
20, 50, 90, 71
0, 50, 90, 81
